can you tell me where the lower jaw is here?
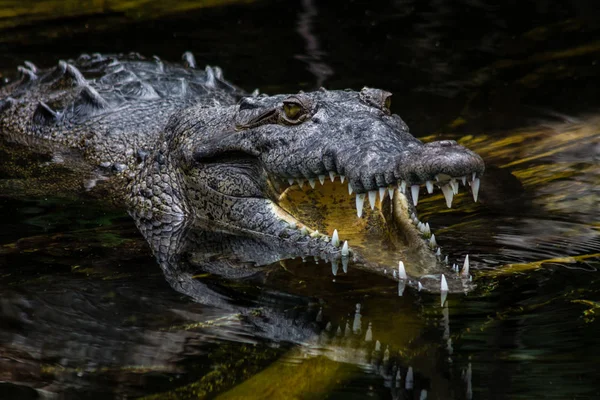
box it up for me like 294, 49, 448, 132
276, 179, 438, 278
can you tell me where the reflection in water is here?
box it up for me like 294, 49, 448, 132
295, 0, 333, 88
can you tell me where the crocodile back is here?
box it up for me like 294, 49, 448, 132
0, 52, 244, 170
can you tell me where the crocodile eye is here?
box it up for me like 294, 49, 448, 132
384, 95, 392, 113
280, 95, 312, 125
283, 102, 302, 120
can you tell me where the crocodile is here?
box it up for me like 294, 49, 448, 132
0, 52, 484, 293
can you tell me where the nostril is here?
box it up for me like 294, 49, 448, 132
438, 140, 457, 147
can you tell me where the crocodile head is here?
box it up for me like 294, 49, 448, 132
132, 88, 484, 293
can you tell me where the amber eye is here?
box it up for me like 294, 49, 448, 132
384, 96, 392, 112
283, 102, 302, 120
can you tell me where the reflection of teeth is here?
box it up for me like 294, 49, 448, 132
331, 259, 339, 276
318, 175, 325, 185
356, 193, 365, 217
348, 183, 353, 195
418, 282, 423, 291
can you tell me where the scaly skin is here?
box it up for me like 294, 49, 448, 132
0, 52, 484, 292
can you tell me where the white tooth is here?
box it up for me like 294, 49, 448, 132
417, 221, 424, 232
289, 222, 297, 229
388, 187, 394, 199
461, 255, 470, 278
435, 174, 440, 182
424, 222, 431, 235
429, 234, 437, 248
288, 178, 294, 185
356, 193, 365, 217
329, 171, 335, 182
418, 282, 423, 291
461, 176, 467, 186
441, 184, 454, 208
411, 185, 420, 206
393, 270, 397, 279
308, 178, 316, 189
444, 255, 448, 264
348, 183, 353, 195
450, 179, 459, 194
340, 175, 345, 183
426, 180, 434, 194
300, 227, 308, 236
310, 230, 319, 237
441, 274, 449, 292
297, 178, 304, 188
472, 172, 477, 182
331, 229, 340, 247
436, 247, 441, 256
398, 261, 407, 280
399, 180, 407, 194
341, 240, 349, 256
379, 187, 386, 201
318, 175, 325, 185
368, 190, 377, 209
472, 177, 480, 202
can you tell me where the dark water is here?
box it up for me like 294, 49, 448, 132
1, 0, 599, 399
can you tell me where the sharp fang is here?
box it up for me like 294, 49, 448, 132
450, 179, 459, 194
332, 229, 340, 247
388, 187, 394, 199
399, 180, 407, 194
379, 187, 386, 201
288, 178, 294, 185
341, 241, 349, 256
398, 261, 407, 280
436, 248, 441, 256
418, 282, 423, 291
461, 254, 470, 278
340, 175, 346, 183
426, 180, 434, 194
441, 184, 454, 208
348, 183, 353, 195
444, 255, 448, 264
441, 274, 449, 292
297, 178, 304, 188
368, 190, 377, 209
356, 193, 365, 217
424, 222, 431, 235
318, 175, 325, 185
411, 185, 420, 206
308, 178, 316, 189
461, 176, 467, 186
472, 177, 480, 202
429, 234, 437, 248
329, 171, 335, 182
300, 227, 308, 236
